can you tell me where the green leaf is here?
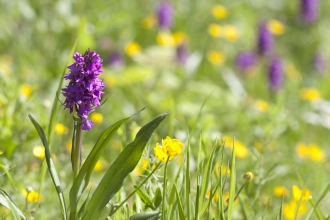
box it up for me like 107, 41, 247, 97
136, 187, 154, 208
82, 113, 168, 220
174, 184, 185, 220
129, 211, 161, 220
70, 108, 144, 219
0, 188, 26, 220
153, 187, 162, 209
28, 114, 67, 220
227, 139, 236, 220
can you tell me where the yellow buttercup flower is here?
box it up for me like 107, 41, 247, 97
21, 84, 33, 97
309, 144, 325, 162
208, 24, 223, 38
283, 200, 307, 220
66, 141, 72, 152
292, 185, 312, 201
207, 190, 219, 202
172, 32, 188, 45
243, 172, 253, 181
133, 158, 149, 175
223, 136, 249, 158
215, 163, 230, 176
91, 112, 103, 124
207, 51, 225, 65
267, 19, 285, 36
22, 188, 44, 203
212, 4, 227, 19
125, 42, 141, 56
154, 136, 184, 162
300, 88, 321, 102
296, 143, 309, 159
253, 99, 269, 112
141, 15, 157, 29
33, 146, 45, 160
274, 186, 289, 198
296, 143, 325, 162
55, 123, 69, 135
224, 25, 239, 42
156, 32, 175, 47
94, 160, 104, 172
0, 150, 3, 155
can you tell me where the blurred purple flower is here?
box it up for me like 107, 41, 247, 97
62, 49, 105, 130
176, 42, 189, 64
236, 51, 257, 71
314, 53, 327, 74
257, 22, 274, 57
157, 2, 174, 29
268, 57, 284, 91
108, 51, 124, 68
300, 0, 319, 23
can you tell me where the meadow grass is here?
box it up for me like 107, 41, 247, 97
1, 0, 330, 219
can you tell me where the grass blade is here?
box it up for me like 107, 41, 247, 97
174, 184, 185, 220
0, 188, 26, 220
28, 114, 67, 220
227, 139, 236, 220
82, 113, 168, 220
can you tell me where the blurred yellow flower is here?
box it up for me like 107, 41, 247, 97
0, 150, 2, 155
283, 200, 307, 220
0, 207, 10, 216
296, 143, 309, 159
273, 186, 289, 198
285, 63, 301, 81
309, 144, 325, 162
296, 143, 325, 162
254, 141, 263, 152
105, 75, 116, 88
33, 146, 45, 160
292, 185, 312, 201
91, 112, 103, 124
223, 136, 249, 158
253, 99, 269, 112
208, 24, 223, 38
207, 190, 219, 202
55, 123, 69, 135
207, 51, 225, 65
66, 141, 72, 152
300, 88, 321, 102
172, 32, 188, 45
22, 189, 44, 203
133, 158, 149, 175
154, 136, 184, 162
212, 4, 227, 19
0, 63, 11, 75
267, 19, 285, 36
141, 15, 157, 29
243, 172, 253, 181
156, 32, 175, 47
215, 163, 230, 176
224, 25, 239, 42
94, 160, 104, 172
125, 42, 141, 56
21, 84, 33, 97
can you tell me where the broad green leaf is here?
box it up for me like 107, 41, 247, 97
0, 188, 26, 220
82, 113, 168, 220
28, 115, 67, 220
153, 187, 162, 209
129, 211, 161, 220
70, 108, 144, 218
174, 184, 185, 220
227, 140, 236, 220
136, 187, 154, 208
